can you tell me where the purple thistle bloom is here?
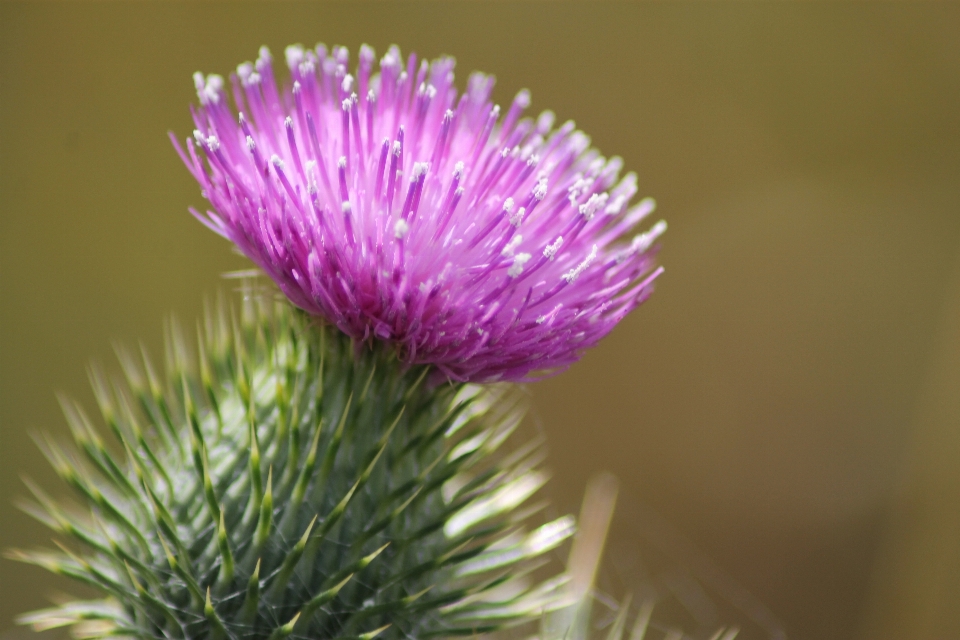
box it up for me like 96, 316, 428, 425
174, 44, 665, 382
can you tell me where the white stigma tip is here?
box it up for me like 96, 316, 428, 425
341, 201, 352, 214
284, 116, 293, 128
270, 155, 284, 168
342, 98, 351, 111
292, 81, 301, 93
394, 219, 410, 239
413, 163, 427, 179
502, 198, 515, 214
342, 74, 354, 93
562, 245, 598, 283
246, 136, 256, 151
533, 180, 548, 201
338, 156, 347, 169
537, 110, 556, 134
284, 45, 305, 70
501, 234, 523, 257
578, 193, 609, 220
194, 73, 223, 105
543, 236, 563, 260
193, 130, 205, 145
453, 161, 465, 179
619, 220, 667, 263
605, 194, 628, 216
509, 207, 525, 228
507, 253, 532, 278
392, 141, 402, 156
206, 136, 220, 152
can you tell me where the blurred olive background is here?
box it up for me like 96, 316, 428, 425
2, 2, 959, 639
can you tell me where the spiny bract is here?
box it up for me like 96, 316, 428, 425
12, 287, 574, 640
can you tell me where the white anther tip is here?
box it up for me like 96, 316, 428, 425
507, 253, 532, 278
533, 181, 548, 201
543, 236, 564, 260
562, 244, 598, 283
501, 234, 523, 257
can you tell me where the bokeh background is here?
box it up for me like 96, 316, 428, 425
2, 2, 959, 639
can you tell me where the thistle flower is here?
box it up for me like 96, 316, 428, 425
176, 44, 665, 382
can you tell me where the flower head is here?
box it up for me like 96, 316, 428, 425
175, 44, 664, 381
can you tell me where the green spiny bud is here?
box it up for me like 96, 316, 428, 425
12, 290, 575, 640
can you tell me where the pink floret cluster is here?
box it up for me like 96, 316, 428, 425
175, 44, 664, 381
